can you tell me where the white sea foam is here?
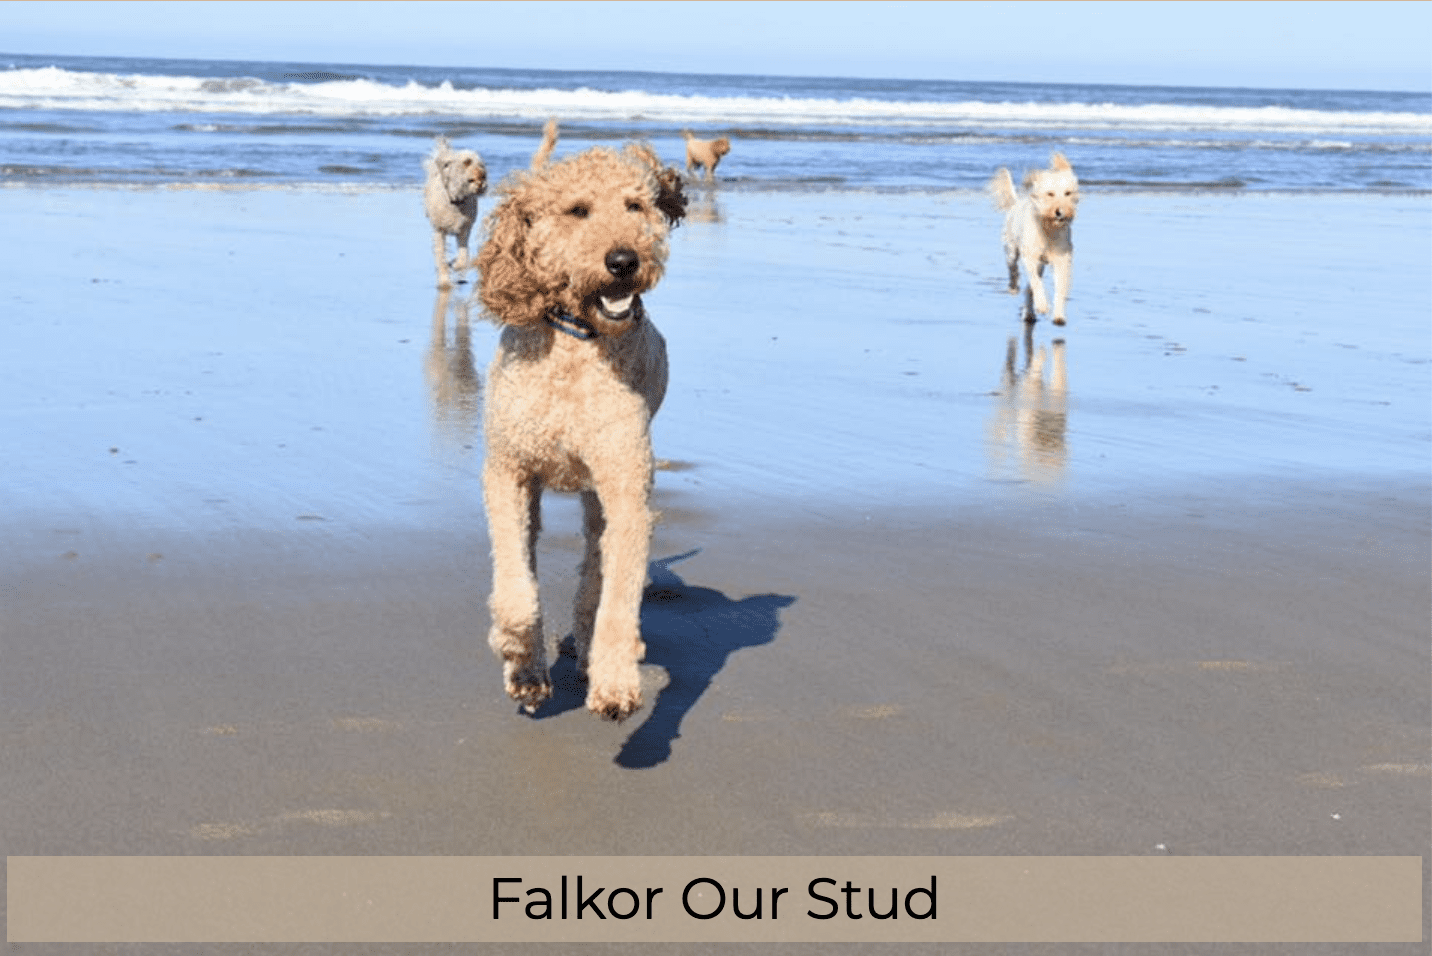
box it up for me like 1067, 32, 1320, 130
2, 66, 1428, 136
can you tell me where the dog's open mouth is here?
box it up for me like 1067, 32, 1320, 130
597, 293, 638, 321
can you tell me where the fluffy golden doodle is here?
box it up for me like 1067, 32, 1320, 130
476, 120, 686, 720
682, 129, 731, 182
422, 136, 488, 288
990, 152, 1079, 326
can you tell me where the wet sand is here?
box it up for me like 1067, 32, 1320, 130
1, 184, 1429, 953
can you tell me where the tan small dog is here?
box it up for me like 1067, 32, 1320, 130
476, 122, 686, 720
682, 130, 731, 182
422, 137, 488, 288
990, 153, 1079, 326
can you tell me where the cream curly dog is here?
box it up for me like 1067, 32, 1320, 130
476, 121, 686, 720
990, 152, 1079, 326
423, 136, 488, 288
682, 129, 731, 182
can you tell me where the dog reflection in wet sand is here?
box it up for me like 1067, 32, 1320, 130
683, 191, 724, 225
990, 152, 1079, 326
988, 331, 1068, 485
425, 288, 482, 449
477, 120, 687, 721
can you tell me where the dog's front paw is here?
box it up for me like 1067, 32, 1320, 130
504, 660, 552, 714
587, 678, 642, 722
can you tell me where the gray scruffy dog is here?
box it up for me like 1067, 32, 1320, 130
423, 137, 488, 288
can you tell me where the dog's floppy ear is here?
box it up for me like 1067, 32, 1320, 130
624, 142, 687, 227
1050, 152, 1072, 172
477, 192, 548, 326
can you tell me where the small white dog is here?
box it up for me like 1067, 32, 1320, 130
989, 153, 1079, 326
422, 137, 488, 288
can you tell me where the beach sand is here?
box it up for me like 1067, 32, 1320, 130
2, 183, 1428, 952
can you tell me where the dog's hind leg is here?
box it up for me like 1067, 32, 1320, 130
483, 469, 551, 712
1004, 241, 1022, 296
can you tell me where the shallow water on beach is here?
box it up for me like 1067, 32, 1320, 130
1, 186, 1427, 550
3, 59, 1427, 552
650, 190, 1432, 520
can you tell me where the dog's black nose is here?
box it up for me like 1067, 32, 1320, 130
605, 248, 639, 279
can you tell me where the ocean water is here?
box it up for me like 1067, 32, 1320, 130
1, 52, 1429, 192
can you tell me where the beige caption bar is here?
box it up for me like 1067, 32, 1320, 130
7, 856, 1422, 943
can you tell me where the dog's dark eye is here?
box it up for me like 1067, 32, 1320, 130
567, 204, 589, 218
626, 200, 644, 213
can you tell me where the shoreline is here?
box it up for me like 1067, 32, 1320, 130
5, 178, 1432, 198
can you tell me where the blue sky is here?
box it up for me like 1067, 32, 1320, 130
3, 1, 1429, 92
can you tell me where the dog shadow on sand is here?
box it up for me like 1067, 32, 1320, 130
532, 550, 795, 769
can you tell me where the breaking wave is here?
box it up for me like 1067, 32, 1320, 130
3, 65, 1429, 136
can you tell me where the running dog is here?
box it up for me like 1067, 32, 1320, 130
990, 152, 1079, 326
423, 137, 488, 288
475, 121, 686, 720
682, 130, 731, 182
